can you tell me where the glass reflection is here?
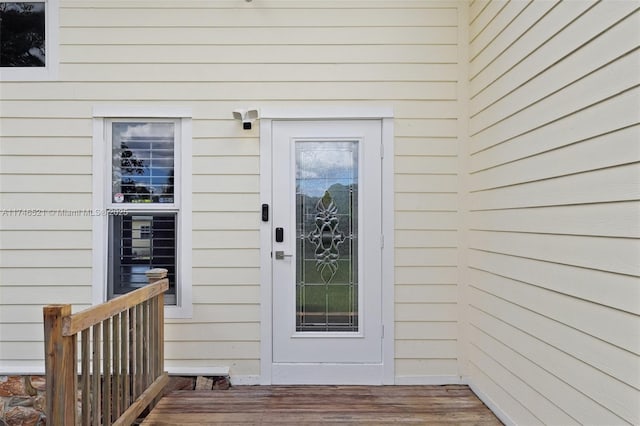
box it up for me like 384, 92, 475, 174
112, 122, 175, 204
295, 141, 358, 332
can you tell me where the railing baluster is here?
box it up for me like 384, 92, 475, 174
135, 303, 143, 399
129, 306, 136, 403
103, 318, 112, 425
81, 329, 91, 426
92, 323, 102, 426
121, 308, 130, 412
150, 296, 157, 398
143, 300, 150, 390
113, 313, 121, 420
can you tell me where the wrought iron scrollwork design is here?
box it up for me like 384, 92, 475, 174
306, 191, 346, 283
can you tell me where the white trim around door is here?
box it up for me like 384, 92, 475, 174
259, 107, 394, 385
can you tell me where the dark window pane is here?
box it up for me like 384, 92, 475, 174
0, 2, 45, 67
112, 122, 175, 204
109, 212, 177, 304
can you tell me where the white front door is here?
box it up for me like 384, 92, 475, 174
271, 120, 383, 384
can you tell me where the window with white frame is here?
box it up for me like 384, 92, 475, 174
0, 0, 58, 80
93, 108, 192, 318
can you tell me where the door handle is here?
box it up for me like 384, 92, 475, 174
275, 251, 293, 260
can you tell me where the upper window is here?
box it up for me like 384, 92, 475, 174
111, 121, 177, 205
0, 0, 58, 80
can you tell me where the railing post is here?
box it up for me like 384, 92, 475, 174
44, 304, 77, 426
146, 268, 167, 407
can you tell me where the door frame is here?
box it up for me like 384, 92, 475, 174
259, 106, 395, 385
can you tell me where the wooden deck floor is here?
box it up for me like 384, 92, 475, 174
142, 385, 502, 425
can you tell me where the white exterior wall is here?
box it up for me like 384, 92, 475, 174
0, 0, 463, 382
464, 1, 640, 425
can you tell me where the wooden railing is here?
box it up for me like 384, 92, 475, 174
43, 268, 170, 426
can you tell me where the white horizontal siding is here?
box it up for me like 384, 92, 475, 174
0, 0, 463, 381
465, 1, 640, 424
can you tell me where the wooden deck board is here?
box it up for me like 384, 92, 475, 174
142, 385, 503, 425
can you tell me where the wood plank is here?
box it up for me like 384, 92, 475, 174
395, 266, 458, 285
395, 230, 458, 248
191, 285, 259, 304
92, 324, 101, 426
469, 0, 558, 81
395, 321, 458, 340
142, 385, 501, 425
60, 63, 458, 82
0, 230, 91, 250
468, 343, 579, 426
192, 231, 258, 249
467, 362, 541, 426
469, 0, 509, 42
469, 201, 640, 238
0, 155, 91, 174
395, 211, 458, 230
192, 249, 260, 268
395, 174, 457, 193
192, 156, 258, 175
469, 125, 640, 189
470, 1, 595, 97
60, 8, 458, 28
192, 176, 258, 194
396, 359, 458, 377
469, 163, 640, 211
469, 250, 640, 315
470, 286, 640, 390
0, 286, 91, 305
396, 340, 458, 359
114, 373, 169, 426
191, 267, 259, 286
469, 230, 640, 276
395, 247, 458, 267
468, 269, 640, 355
470, 12, 640, 135
43, 304, 77, 426
471, 1, 637, 112
395, 303, 457, 322
395, 284, 458, 303
81, 329, 90, 426
469, 307, 635, 424
0, 217, 92, 231
0, 192, 90, 210
471, 52, 640, 151
395, 138, 458, 156
163, 342, 259, 360
191, 194, 258, 212
470, 0, 529, 59
470, 89, 640, 170
0, 175, 90, 193
395, 193, 458, 212
395, 155, 458, 175
60, 26, 458, 46
395, 119, 458, 138
0, 119, 90, 137
103, 319, 112, 426
0, 81, 457, 101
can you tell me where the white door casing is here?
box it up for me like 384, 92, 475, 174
259, 108, 394, 385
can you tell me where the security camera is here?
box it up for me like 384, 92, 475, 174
232, 108, 259, 130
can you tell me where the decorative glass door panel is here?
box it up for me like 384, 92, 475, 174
296, 141, 359, 332
272, 120, 382, 374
